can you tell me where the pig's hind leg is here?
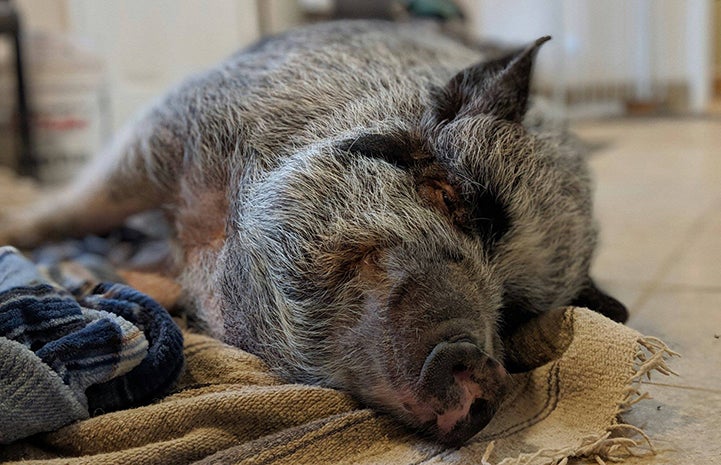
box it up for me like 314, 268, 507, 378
0, 108, 183, 248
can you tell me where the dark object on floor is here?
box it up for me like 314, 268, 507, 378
0, 0, 34, 175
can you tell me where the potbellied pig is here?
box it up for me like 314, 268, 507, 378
0, 20, 627, 445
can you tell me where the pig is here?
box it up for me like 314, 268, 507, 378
0, 20, 627, 445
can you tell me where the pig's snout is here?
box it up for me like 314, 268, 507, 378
415, 340, 510, 446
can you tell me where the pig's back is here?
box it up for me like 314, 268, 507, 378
162, 21, 485, 171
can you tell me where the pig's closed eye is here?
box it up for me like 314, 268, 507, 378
419, 180, 458, 218
336, 132, 509, 249
441, 190, 454, 211
420, 177, 510, 250
337, 132, 430, 168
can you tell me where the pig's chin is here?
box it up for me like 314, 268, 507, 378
352, 353, 510, 446
394, 385, 501, 446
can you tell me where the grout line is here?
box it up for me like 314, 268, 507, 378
641, 381, 721, 395
639, 283, 721, 294
573, 113, 721, 125
629, 203, 719, 314
597, 279, 721, 294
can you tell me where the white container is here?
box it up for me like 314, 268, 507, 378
27, 33, 107, 185
0, 41, 18, 169
0, 92, 14, 169
0, 32, 107, 184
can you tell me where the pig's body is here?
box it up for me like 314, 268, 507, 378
0, 21, 627, 445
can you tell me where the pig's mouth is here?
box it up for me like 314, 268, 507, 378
434, 397, 501, 446
401, 381, 506, 446
396, 340, 511, 446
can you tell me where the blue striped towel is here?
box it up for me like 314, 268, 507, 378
0, 246, 184, 444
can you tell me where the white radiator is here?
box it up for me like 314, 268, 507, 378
461, 0, 714, 117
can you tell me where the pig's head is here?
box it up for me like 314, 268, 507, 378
218, 37, 624, 445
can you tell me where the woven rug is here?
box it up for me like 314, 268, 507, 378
0, 305, 676, 465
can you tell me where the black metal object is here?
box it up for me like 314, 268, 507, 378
332, 0, 464, 21
0, 0, 34, 176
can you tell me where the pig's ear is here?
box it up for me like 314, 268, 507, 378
427, 36, 550, 125
571, 279, 629, 323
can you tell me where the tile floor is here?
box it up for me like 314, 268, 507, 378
571, 117, 721, 464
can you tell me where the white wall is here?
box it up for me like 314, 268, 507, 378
14, 0, 70, 34
8, 0, 717, 122
67, 0, 262, 130
13, 0, 263, 132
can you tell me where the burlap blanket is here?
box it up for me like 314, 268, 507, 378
0, 305, 675, 465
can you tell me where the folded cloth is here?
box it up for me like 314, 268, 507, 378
81, 282, 185, 413
0, 306, 676, 465
0, 246, 184, 444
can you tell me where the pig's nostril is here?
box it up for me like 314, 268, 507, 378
469, 398, 489, 416
452, 363, 468, 374
447, 335, 475, 344
419, 341, 483, 394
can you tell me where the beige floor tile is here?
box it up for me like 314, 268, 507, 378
589, 218, 697, 286
569, 289, 721, 465
613, 385, 721, 465
628, 289, 721, 391
573, 118, 721, 285
590, 279, 646, 314
621, 289, 721, 463
661, 210, 721, 288
568, 118, 721, 464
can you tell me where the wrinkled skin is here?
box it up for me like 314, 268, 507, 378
0, 21, 627, 445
